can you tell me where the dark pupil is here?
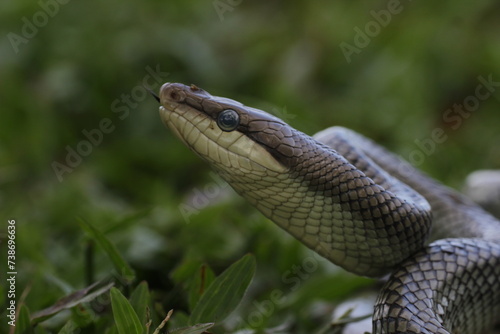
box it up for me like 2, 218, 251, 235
218, 110, 239, 131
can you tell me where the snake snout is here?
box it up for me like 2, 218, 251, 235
160, 83, 212, 108
160, 82, 187, 105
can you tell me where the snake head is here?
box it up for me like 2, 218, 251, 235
158, 82, 297, 176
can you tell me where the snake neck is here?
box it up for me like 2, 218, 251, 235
215, 127, 432, 277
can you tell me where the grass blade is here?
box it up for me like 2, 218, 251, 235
129, 281, 151, 326
14, 304, 32, 334
188, 264, 215, 311
189, 254, 256, 325
31, 281, 114, 322
111, 287, 144, 334
79, 218, 135, 283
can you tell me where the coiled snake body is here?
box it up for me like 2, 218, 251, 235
158, 83, 500, 334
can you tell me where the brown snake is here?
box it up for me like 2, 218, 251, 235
157, 82, 500, 334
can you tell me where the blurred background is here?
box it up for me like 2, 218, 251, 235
1, 0, 500, 333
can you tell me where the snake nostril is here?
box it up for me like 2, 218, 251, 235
160, 83, 188, 104
169, 91, 180, 101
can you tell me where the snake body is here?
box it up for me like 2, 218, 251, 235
158, 83, 500, 333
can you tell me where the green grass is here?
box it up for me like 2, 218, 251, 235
1, 0, 500, 333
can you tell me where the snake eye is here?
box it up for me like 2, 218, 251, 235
217, 109, 240, 132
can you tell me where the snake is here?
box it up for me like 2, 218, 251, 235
156, 82, 500, 334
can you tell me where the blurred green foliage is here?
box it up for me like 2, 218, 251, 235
1, 0, 499, 333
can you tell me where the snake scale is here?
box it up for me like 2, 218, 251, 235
157, 82, 500, 334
